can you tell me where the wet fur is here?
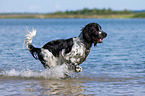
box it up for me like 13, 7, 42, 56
24, 23, 107, 73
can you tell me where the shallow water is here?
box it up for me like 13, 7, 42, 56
0, 19, 145, 95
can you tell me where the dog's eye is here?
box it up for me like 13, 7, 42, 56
99, 32, 102, 35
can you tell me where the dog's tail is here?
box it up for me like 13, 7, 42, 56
24, 28, 36, 50
24, 28, 41, 60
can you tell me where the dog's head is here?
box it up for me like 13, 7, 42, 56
82, 23, 107, 46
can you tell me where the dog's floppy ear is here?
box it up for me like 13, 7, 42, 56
82, 25, 92, 43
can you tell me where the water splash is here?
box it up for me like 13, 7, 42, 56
0, 64, 69, 79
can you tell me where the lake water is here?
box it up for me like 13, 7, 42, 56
0, 19, 145, 96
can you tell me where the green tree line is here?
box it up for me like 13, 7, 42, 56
52, 8, 133, 15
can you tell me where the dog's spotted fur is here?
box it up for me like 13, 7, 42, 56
24, 23, 107, 74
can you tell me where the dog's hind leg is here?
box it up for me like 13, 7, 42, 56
33, 49, 50, 69
27, 46, 50, 69
39, 59, 50, 69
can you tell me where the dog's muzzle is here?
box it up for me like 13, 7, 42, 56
97, 31, 107, 43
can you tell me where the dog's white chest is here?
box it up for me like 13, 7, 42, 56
63, 37, 90, 65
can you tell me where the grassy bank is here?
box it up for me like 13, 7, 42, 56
0, 14, 138, 19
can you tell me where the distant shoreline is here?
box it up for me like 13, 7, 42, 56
1, 13, 145, 19
0, 14, 140, 19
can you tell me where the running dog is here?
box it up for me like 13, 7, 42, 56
24, 23, 107, 75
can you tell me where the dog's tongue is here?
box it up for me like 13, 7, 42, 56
97, 38, 103, 42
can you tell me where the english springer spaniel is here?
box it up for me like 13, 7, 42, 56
24, 23, 107, 76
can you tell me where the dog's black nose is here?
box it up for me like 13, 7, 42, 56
103, 32, 107, 38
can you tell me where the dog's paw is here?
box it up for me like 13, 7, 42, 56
75, 65, 82, 73
61, 73, 71, 79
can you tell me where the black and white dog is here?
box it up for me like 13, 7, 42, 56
24, 23, 107, 75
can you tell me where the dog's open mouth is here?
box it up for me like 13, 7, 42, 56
97, 38, 104, 43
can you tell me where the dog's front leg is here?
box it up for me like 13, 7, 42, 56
75, 65, 82, 73
68, 63, 82, 73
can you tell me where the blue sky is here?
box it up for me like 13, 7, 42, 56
0, 0, 145, 13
